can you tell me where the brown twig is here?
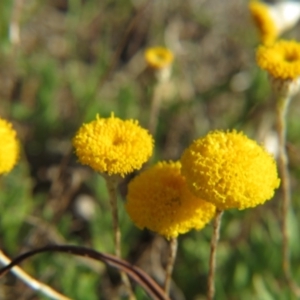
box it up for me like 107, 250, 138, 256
163, 237, 178, 296
0, 245, 170, 300
207, 210, 223, 300
0, 250, 71, 300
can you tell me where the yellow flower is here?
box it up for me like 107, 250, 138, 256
249, 1, 300, 45
181, 130, 280, 210
72, 114, 154, 177
145, 47, 174, 70
249, 1, 278, 45
0, 118, 20, 174
125, 161, 216, 239
256, 41, 300, 79
257, 40, 300, 97
256, 40, 300, 80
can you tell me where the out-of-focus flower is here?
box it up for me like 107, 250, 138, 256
256, 40, 300, 96
145, 47, 174, 70
145, 46, 174, 82
181, 130, 280, 210
126, 161, 216, 239
0, 118, 19, 174
250, 0, 300, 45
72, 114, 154, 177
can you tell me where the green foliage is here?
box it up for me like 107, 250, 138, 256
1, 0, 300, 299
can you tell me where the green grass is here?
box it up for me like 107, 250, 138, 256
1, 1, 300, 299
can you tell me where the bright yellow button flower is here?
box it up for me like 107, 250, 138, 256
181, 131, 280, 210
0, 118, 20, 174
126, 161, 216, 239
256, 40, 300, 80
72, 114, 154, 177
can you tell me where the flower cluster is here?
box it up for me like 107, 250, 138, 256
73, 114, 280, 234
125, 161, 216, 239
73, 114, 154, 177
0, 118, 20, 175
181, 130, 280, 210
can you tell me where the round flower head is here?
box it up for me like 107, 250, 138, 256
249, 1, 300, 45
126, 161, 216, 239
0, 118, 20, 174
181, 130, 280, 210
72, 114, 154, 177
256, 40, 300, 80
145, 47, 174, 70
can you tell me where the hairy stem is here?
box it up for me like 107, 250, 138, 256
207, 210, 223, 300
148, 82, 163, 135
164, 237, 178, 296
104, 175, 136, 299
276, 96, 300, 297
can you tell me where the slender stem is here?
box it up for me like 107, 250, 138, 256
148, 67, 171, 135
148, 82, 163, 135
163, 238, 178, 296
9, 0, 23, 49
276, 96, 300, 297
105, 176, 121, 257
207, 210, 223, 300
104, 175, 136, 300
0, 250, 71, 300
276, 96, 291, 277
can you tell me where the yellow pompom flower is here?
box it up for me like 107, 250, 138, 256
0, 118, 20, 174
125, 161, 216, 239
72, 114, 154, 177
145, 47, 174, 70
249, 1, 278, 45
181, 130, 280, 210
256, 40, 300, 80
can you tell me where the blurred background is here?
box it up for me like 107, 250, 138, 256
1, 0, 300, 299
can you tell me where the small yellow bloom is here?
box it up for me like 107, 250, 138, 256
145, 47, 174, 70
249, 1, 300, 45
249, 1, 278, 45
126, 161, 216, 239
72, 114, 154, 177
181, 130, 280, 210
0, 118, 20, 174
256, 40, 300, 80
